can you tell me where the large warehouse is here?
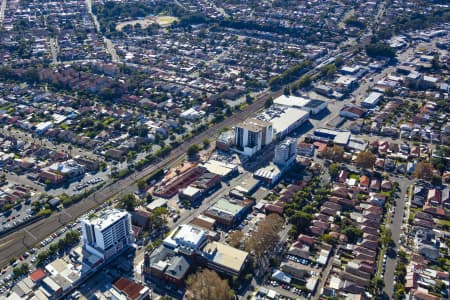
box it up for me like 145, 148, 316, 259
257, 105, 310, 139
273, 95, 328, 115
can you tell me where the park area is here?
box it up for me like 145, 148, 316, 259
116, 15, 178, 31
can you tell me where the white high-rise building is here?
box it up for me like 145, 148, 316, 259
234, 118, 273, 156
274, 138, 297, 168
81, 209, 134, 259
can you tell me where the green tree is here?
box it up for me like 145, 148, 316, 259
118, 194, 138, 211
290, 211, 313, 234
328, 163, 340, 179
322, 233, 337, 245
365, 43, 396, 58
137, 179, 147, 191
369, 276, 385, 296
342, 225, 363, 243
202, 138, 210, 149
13, 263, 29, 279
321, 145, 344, 162
264, 97, 273, 108
187, 144, 200, 157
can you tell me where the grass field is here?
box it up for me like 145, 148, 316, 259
156, 16, 178, 26
116, 15, 179, 31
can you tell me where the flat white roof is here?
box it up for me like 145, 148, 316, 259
260, 107, 309, 135
81, 209, 129, 231
363, 92, 383, 105
273, 95, 310, 108
181, 186, 201, 197
202, 160, 237, 176
146, 198, 168, 210
164, 224, 207, 250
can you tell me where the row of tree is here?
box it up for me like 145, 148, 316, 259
36, 230, 80, 265
268, 60, 312, 89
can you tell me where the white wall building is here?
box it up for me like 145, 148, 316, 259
163, 224, 207, 252
257, 105, 309, 139
234, 118, 273, 156
273, 95, 327, 115
274, 138, 297, 168
81, 209, 134, 260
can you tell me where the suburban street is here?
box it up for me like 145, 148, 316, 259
0, 0, 6, 26
383, 178, 412, 297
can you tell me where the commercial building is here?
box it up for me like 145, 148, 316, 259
274, 138, 297, 168
273, 95, 327, 115
339, 105, 368, 119
297, 142, 315, 157
112, 277, 150, 300
163, 224, 208, 253
144, 245, 191, 288
216, 130, 234, 151
179, 172, 221, 203
273, 95, 310, 108
361, 92, 383, 108
81, 209, 134, 260
233, 173, 261, 195
257, 105, 309, 139
302, 99, 328, 115
234, 118, 273, 156
201, 241, 249, 277
153, 166, 206, 198
47, 159, 85, 179
204, 198, 253, 228
254, 163, 283, 186
313, 128, 351, 146
202, 159, 238, 178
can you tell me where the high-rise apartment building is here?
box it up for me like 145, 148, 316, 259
81, 209, 134, 259
234, 118, 273, 156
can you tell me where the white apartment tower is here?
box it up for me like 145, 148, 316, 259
234, 118, 273, 156
81, 209, 134, 259
274, 138, 297, 168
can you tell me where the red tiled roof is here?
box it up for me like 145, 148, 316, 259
113, 277, 145, 300
29, 268, 46, 282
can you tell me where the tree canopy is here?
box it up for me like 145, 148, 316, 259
414, 161, 434, 181
245, 213, 284, 259
321, 145, 344, 162
186, 269, 233, 300
355, 151, 376, 169
365, 43, 396, 58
